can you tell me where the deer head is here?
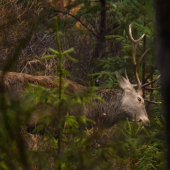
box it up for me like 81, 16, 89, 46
114, 23, 161, 126
116, 71, 150, 126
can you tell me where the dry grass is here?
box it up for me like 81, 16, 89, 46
21, 125, 130, 170
22, 132, 42, 151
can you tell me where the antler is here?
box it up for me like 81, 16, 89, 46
129, 23, 150, 90
129, 23, 161, 104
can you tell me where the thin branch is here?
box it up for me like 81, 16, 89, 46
144, 99, 162, 104
52, 10, 98, 39
130, 0, 139, 9
142, 75, 160, 87
104, 23, 120, 36
90, 1, 100, 2
144, 69, 155, 83
100, 50, 115, 58
143, 64, 158, 83
144, 86, 161, 90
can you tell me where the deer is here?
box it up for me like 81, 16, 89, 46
0, 24, 160, 129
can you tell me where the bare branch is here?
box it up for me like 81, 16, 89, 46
142, 75, 161, 87
130, 0, 139, 9
144, 69, 156, 84
144, 99, 162, 104
52, 10, 98, 39
144, 86, 161, 90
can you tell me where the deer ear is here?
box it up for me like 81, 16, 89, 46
115, 71, 134, 90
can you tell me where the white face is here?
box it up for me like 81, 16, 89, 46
121, 89, 150, 126
115, 71, 150, 126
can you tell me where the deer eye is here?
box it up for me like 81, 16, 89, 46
138, 97, 141, 102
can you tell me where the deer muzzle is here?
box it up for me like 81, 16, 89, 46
139, 117, 150, 127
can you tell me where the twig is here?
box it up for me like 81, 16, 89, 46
52, 10, 98, 39
142, 75, 160, 87
144, 86, 161, 90
144, 99, 162, 104
143, 67, 157, 83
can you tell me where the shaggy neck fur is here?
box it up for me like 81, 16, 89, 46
83, 89, 125, 128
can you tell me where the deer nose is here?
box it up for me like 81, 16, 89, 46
139, 118, 150, 127
145, 120, 150, 127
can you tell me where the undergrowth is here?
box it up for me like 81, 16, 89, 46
0, 17, 166, 170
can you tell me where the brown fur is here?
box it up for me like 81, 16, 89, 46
0, 71, 150, 128
0, 71, 85, 96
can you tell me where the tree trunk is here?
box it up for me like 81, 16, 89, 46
93, 0, 106, 59
155, 0, 170, 169
142, 1, 147, 100
142, 18, 147, 99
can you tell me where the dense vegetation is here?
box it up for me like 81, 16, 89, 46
0, 0, 165, 169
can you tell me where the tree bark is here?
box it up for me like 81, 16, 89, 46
142, 0, 147, 100
93, 0, 106, 59
155, 0, 170, 169
142, 21, 147, 99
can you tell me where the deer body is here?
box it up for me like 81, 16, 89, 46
0, 23, 160, 129
0, 70, 150, 127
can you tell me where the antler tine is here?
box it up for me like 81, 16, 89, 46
142, 75, 161, 87
124, 68, 129, 81
129, 23, 145, 65
144, 99, 162, 104
129, 23, 145, 89
136, 48, 150, 68
132, 84, 138, 87
134, 48, 150, 88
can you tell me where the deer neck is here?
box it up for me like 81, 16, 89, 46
92, 89, 124, 127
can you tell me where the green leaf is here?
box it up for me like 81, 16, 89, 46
51, 137, 58, 149
63, 81, 70, 88
126, 118, 132, 135
156, 117, 164, 128
123, 29, 125, 36
65, 54, 78, 63
64, 116, 78, 128
62, 47, 74, 54
78, 116, 88, 125
86, 118, 95, 124
33, 124, 45, 133
143, 127, 150, 137
105, 35, 123, 39
37, 115, 51, 125
149, 163, 158, 170
135, 122, 143, 135
49, 48, 59, 54
41, 55, 57, 60
0, 162, 9, 170
124, 55, 130, 59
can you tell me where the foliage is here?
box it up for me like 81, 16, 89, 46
96, 0, 157, 85
91, 56, 128, 88
0, 0, 165, 170
121, 116, 165, 170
